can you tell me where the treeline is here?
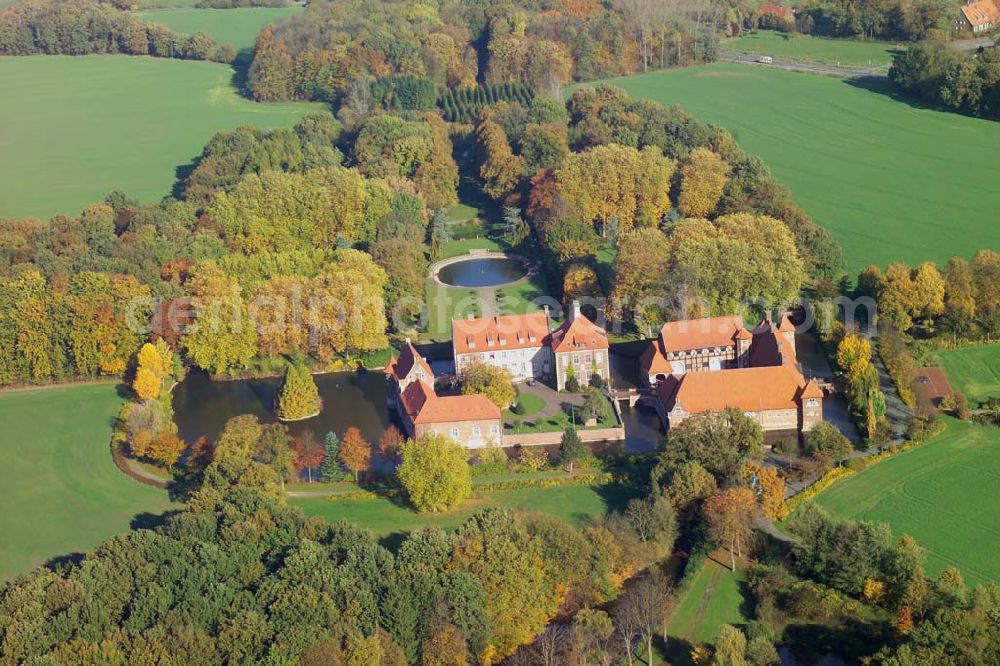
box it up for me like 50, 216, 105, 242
470, 85, 841, 326
0, 0, 233, 62
246, 0, 716, 103
857, 250, 1000, 336
793, 0, 947, 41
890, 42, 1000, 120
440, 83, 534, 124
0, 413, 677, 664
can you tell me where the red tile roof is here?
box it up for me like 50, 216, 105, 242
385, 340, 433, 383
748, 319, 797, 368
657, 364, 820, 414
452, 312, 550, 355
961, 0, 1000, 26
550, 314, 609, 353
658, 315, 747, 353
399, 379, 501, 424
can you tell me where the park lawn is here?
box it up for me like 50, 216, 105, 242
292, 482, 638, 542
934, 344, 1000, 405
668, 556, 750, 648
445, 202, 482, 222
577, 64, 1000, 272
813, 418, 1000, 586
0, 55, 319, 221
511, 392, 546, 416
728, 30, 899, 67
0, 383, 174, 581
136, 6, 303, 51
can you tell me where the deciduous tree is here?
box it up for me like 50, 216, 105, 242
398, 433, 471, 512
460, 362, 516, 409
702, 487, 757, 571
339, 426, 372, 482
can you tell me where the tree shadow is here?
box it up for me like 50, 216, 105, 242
378, 531, 408, 553
131, 510, 176, 531
844, 75, 958, 115
661, 636, 697, 666
593, 481, 642, 514
45, 552, 85, 575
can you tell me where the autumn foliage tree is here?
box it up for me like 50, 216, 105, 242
398, 432, 472, 512
743, 460, 788, 521
338, 426, 371, 482
702, 487, 758, 572
460, 362, 516, 409
477, 118, 523, 201
276, 363, 321, 421
678, 148, 730, 217
290, 432, 325, 483
378, 424, 404, 462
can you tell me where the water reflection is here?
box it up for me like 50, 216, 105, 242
437, 257, 526, 288
173, 369, 391, 445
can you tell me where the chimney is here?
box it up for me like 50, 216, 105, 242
570, 300, 581, 321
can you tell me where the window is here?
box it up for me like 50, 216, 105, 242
572, 354, 579, 364
489, 424, 500, 435
449, 427, 460, 439
595, 352, 603, 363
472, 426, 481, 437
584, 354, 591, 363
806, 399, 819, 407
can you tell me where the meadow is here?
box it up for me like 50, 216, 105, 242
727, 30, 898, 68
0, 55, 318, 221
292, 482, 638, 545
0, 383, 173, 581
136, 6, 303, 51
667, 557, 749, 648
934, 344, 1000, 405
581, 64, 1000, 272
813, 418, 1000, 586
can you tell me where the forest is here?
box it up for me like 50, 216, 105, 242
890, 42, 1000, 120
0, 0, 233, 61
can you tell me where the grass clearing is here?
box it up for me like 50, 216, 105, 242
668, 556, 750, 648
136, 7, 303, 51
0, 55, 319, 221
934, 344, 1000, 405
813, 418, 1000, 586
292, 482, 638, 544
578, 64, 1000, 272
0, 383, 173, 581
728, 30, 899, 67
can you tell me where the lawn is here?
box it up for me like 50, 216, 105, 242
0, 55, 319, 221
727, 30, 898, 68
934, 344, 1000, 405
0, 383, 173, 581
136, 6, 303, 51
423, 236, 549, 341
813, 418, 1000, 586
292, 482, 638, 544
668, 557, 750, 648
577, 64, 1000, 272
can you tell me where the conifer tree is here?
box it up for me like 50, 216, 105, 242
276, 363, 321, 420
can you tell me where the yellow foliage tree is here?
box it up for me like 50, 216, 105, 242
678, 148, 730, 218
133, 367, 162, 402
836, 335, 872, 383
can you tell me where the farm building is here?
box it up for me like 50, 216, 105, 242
955, 0, 1000, 32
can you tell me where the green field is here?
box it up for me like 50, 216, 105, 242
728, 30, 898, 67
935, 344, 1000, 405
292, 482, 637, 542
0, 55, 318, 221
137, 6, 303, 51
814, 419, 1000, 585
0, 384, 173, 581
580, 64, 1000, 272
668, 557, 750, 647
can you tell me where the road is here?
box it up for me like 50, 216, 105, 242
950, 36, 995, 52
719, 51, 888, 79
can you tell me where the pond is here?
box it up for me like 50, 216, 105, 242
172, 365, 663, 454
437, 257, 526, 288
173, 369, 392, 446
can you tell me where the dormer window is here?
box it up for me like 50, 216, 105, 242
528, 334, 536, 342
487, 338, 494, 347
499, 337, 507, 346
